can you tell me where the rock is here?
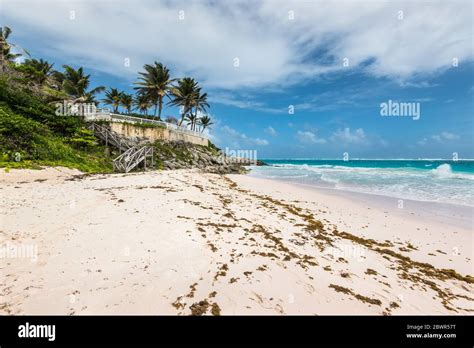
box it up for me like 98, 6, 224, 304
152, 140, 256, 174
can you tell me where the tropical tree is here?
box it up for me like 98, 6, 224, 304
0, 26, 29, 65
134, 94, 152, 115
134, 62, 174, 120
61, 65, 105, 103
168, 77, 199, 126
198, 115, 213, 132
102, 88, 123, 113
192, 90, 210, 121
23, 58, 55, 84
185, 113, 198, 131
120, 93, 133, 114
50, 70, 65, 90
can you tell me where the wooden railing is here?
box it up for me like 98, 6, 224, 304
113, 146, 154, 173
87, 122, 154, 173
87, 122, 134, 152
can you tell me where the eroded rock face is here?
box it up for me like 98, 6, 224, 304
154, 140, 263, 174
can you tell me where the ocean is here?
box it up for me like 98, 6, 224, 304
247, 160, 474, 207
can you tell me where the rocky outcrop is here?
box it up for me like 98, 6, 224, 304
154, 140, 265, 174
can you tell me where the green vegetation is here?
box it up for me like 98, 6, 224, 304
0, 25, 218, 173
134, 62, 175, 120
110, 63, 213, 133
120, 121, 166, 130
0, 104, 112, 172
0, 27, 112, 172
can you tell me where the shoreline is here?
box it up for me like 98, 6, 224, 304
244, 173, 473, 231
1, 167, 473, 315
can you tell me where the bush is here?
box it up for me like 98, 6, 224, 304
0, 76, 82, 136
67, 128, 97, 150
0, 106, 47, 157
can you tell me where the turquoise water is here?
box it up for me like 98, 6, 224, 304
248, 160, 474, 207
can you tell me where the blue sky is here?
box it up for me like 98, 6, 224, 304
2, 0, 473, 159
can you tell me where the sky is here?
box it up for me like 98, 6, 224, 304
1, 0, 473, 159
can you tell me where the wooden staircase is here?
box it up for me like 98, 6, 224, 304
87, 123, 154, 173
112, 145, 154, 173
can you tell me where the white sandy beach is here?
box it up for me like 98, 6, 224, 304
0, 167, 472, 315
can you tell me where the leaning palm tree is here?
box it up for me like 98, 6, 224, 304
61, 65, 105, 103
134, 94, 152, 115
102, 88, 123, 113
0, 26, 30, 65
168, 77, 199, 126
23, 58, 54, 84
120, 93, 133, 114
134, 62, 174, 120
198, 115, 213, 132
49, 70, 65, 90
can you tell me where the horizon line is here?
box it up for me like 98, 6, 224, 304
260, 158, 474, 161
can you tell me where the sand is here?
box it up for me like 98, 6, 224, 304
0, 167, 472, 315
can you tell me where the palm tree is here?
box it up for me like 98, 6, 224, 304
192, 90, 210, 120
134, 62, 174, 120
102, 88, 123, 113
134, 94, 152, 115
50, 70, 65, 90
198, 115, 213, 132
168, 77, 199, 126
23, 58, 54, 84
185, 113, 198, 131
0, 26, 30, 65
61, 65, 105, 103
120, 93, 133, 114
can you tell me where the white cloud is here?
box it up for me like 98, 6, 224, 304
219, 125, 269, 147
431, 132, 460, 142
4, 0, 472, 89
330, 128, 367, 144
417, 137, 428, 146
265, 126, 277, 136
297, 130, 326, 144
209, 92, 284, 113
254, 138, 269, 146
418, 132, 460, 145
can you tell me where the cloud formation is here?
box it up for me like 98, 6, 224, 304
4, 0, 472, 89
418, 131, 461, 145
297, 130, 326, 144
330, 128, 368, 144
219, 125, 269, 147
265, 126, 277, 136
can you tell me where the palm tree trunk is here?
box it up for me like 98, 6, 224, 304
178, 109, 186, 126
158, 98, 163, 121
154, 103, 158, 118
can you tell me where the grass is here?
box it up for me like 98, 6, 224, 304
119, 121, 167, 129
0, 110, 113, 173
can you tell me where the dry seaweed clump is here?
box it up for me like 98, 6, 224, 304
189, 300, 222, 316
329, 284, 382, 306
211, 303, 221, 316
365, 268, 377, 276
190, 300, 210, 316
